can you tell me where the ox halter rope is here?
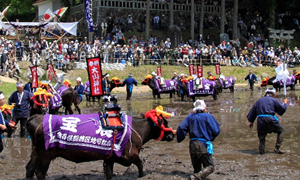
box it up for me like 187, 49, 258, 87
144, 107, 173, 141
30, 88, 54, 109
31, 94, 49, 108
111, 77, 123, 87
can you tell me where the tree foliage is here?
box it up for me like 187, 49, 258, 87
0, 0, 36, 21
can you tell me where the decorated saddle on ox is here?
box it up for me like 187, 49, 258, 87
154, 76, 178, 93
187, 76, 215, 97
83, 81, 90, 95
42, 96, 173, 157
43, 96, 131, 157
38, 80, 71, 110
273, 75, 296, 87
294, 72, 300, 82
111, 77, 123, 88
261, 77, 269, 86
218, 76, 235, 89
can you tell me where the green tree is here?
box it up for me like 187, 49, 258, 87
0, 0, 36, 21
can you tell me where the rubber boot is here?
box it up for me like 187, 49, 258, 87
192, 166, 214, 180
274, 146, 285, 154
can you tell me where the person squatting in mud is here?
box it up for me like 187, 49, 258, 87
174, 100, 220, 180
247, 88, 288, 154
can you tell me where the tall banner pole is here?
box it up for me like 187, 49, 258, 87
157, 66, 162, 76
283, 61, 286, 96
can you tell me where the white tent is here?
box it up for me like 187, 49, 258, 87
0, 21, 78, 36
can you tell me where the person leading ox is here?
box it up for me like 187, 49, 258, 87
247, 88, 288, 154
8, 81, 32, 137
0, 91, 16, 153
74, 77, 84, 104
174, 100, 220, 180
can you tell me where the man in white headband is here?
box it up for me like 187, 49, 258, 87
174, 99, 220, 180
247, 87, 288, 155
151, 71, 157, 80
8, 81, 33, 137
74, 77, 84, 104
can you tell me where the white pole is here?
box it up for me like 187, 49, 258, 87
283, 61, 286, 96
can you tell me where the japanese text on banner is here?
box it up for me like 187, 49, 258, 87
87, 58, 103, 96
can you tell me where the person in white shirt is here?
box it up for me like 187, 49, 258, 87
101, 20, 107, 37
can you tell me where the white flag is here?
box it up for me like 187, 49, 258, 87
275, 63, 289, 81
44, 8, 55, 22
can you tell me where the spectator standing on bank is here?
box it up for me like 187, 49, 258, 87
101, 20, 107, 37
154, 15, 160, 31
127, 15, 133, 32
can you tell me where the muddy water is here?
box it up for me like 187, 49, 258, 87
1, 88, 300, 180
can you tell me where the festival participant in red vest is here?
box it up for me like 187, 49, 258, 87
8, 81, 33, 137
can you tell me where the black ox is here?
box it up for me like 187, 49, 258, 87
25, 113, 174, 180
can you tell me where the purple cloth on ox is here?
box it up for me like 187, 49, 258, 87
219, 76, 235, 88
50, 93, 62, 109
57, 86, 68, 97
84, 81, 90, 95
154, 80, 178, 93
187, 80, 214, 97
277, 75, 295, 86
43, 113, 132, 157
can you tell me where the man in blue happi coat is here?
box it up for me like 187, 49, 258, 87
24, 75, 37, 93
8, 81, 33, 137
123, 73, 137, 100
247, 88, 288, 154
74, 77, 84, 104
174, 100, 220, 180
245, 70, 257, 91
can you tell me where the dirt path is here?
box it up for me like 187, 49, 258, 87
0, 76, 17, 83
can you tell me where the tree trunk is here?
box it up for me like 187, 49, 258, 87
232, 0, 238, 39
268, 0, 276, 29
146, 0, 150, 39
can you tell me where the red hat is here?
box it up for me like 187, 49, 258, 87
222, 41, 225, 44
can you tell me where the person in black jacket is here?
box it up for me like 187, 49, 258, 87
245, 70, 257, 91
1, 50, 9, 76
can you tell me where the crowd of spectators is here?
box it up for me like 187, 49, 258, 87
1, 31, 300, 75
1, 5, 300, 78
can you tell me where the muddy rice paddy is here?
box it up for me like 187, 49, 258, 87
1, 86, 300, 180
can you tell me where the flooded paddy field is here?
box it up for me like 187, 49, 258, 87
1, 87, 300, 180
